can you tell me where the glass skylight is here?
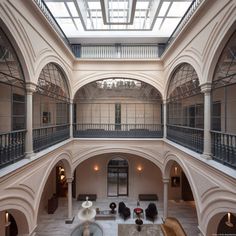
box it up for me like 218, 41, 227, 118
43, 0, 194, 38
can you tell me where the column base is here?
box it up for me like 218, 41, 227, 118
201, 153, 212, 160
25, 151, 35, 159
65, 217, 74, 224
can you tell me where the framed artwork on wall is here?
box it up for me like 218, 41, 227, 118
42, 111, 51, 124
171, 176, 180, 187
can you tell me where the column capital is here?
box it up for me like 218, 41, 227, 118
162, 178, 170, 183
200, 82, 212, 94
66, 177, 74, 183
26, 82, 37, 93
163, 99, 168, 105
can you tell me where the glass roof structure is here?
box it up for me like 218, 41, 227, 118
43, 0, 194, 39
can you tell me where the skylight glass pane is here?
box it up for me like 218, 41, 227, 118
160, 18, 180, 33
109, 2, 128, 10
74, 18, 83, 30
136, 1, 149, 10
88, 2, 101, 10
168, 2, 192, 17
66, 2, 78, 17
159, 1, 171, 17
56, 18, 77, 34
90, 11, 102, 17
67, 2, 79, 17
46, 2, 70, 17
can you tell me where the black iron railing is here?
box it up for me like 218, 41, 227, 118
0, 130, 26, 168
165, 0, 203, 49
73, 123, 163, 138
33, 124, 70, 152
167, 124, 204, 153
211, 131, 236, 169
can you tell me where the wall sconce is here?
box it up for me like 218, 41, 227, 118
5, 211, 11, 227
174, 166, 178, 175
225, 212, 234, 227
94, 165, 99, 172
137, 165, 143, 172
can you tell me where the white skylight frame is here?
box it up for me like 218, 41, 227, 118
43, 0, 193, 37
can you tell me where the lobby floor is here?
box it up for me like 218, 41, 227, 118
36, 198, 199, 236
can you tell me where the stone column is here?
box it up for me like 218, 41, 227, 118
163, 100, 167, 138
163, 178, 169, 220
201, 83, 212, 160
25, 83, 36, 158
65, 177, 74, 224
69, 101, 73, 138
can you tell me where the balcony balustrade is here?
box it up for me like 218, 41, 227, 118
73, 123, 163, 138
72, 44, 160, 59
211, 131, 236, 169
33, 124, 70, 152
167, 124, 204, 153
0, 130, 26, 168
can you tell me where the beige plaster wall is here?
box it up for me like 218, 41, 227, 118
75, 153, 166, 200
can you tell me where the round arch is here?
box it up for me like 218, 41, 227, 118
0, 198, 34, 235
203, 12, 236, 84
0, 18, 32, 83
72, 147, 163, 174
162, 153, 201, 224
34, 56, 72, 99
164, 56, 202, 100
200, 194, 236, 235
35, 151, 73, 223
72, 72, 164, 100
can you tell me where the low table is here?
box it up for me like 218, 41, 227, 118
133, 208, 144, 219
95, 210, 116, 220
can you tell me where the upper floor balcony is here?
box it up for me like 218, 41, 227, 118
71, 44, 164, 60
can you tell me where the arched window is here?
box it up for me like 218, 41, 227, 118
107, 157, 128, 197
0, 27, 26, 168
73, 78, 163, 138
211, 31, 236, 168
167, 63, 204, 153
33, 63, 70, 152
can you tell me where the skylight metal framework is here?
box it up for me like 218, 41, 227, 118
43, 0, 193, 36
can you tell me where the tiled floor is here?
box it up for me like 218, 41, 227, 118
36, 198, 199, 236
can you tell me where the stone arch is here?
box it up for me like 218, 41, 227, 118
72, 147, 163, 174
0, 197, 34, 234
35, 151, 73, 223
34, 57, 72, 99
162, 153, 201, 224
203, 9, 236, 84
0, 18, 32, 83
72, 72, 164, 100
200, 192, 236, 235
164, 56, 202, 100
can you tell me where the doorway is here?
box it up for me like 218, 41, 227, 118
107, 158, 128, 197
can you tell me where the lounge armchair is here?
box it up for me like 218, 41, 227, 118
118, 202, 130, 220
161, 217, 187, 236
145, 203, 158, 221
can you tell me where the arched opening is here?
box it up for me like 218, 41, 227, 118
107, 157, 129, 197
74, 153, 163, 200
0, 27, 26, 168
217, 212, 236, 234
33, 63, 70, 152
166, 63, 204, 153
0, 209, 29, 236
73, 78, 163, 138
38, 160, 69, 217
211, 30, 236, 169
164, 160, 198, 235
